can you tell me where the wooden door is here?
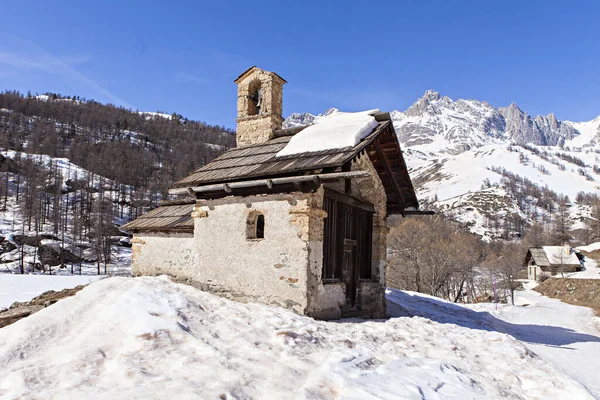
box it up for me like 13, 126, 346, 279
343, 238, 357, 307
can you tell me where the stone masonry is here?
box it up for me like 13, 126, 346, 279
235, 67, 286, 146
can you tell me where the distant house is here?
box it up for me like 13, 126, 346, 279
122, 66, 429, 320
524, 246, 582, 281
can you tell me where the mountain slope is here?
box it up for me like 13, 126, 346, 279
284, 93, 600, 239
0, 91, 235, 276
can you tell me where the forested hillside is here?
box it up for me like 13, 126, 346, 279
0, 91, 234, 197
0, 91, 234, 275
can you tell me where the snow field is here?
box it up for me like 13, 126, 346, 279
0, 276, 593, 399
408, 143, 600, 203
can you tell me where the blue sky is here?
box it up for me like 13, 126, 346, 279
1, 1, 599, 128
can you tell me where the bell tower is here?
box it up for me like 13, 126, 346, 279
234, 66, 286, 146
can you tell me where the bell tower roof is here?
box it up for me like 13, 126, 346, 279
234, 66, 287, 84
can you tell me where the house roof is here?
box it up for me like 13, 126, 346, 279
121, 201, 195, 233
173, 115, 419, 213
542, 246, 580, 266
527, 248, 551, 267
526, 246, 580, 268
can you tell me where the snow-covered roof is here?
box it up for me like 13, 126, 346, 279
276, 110, 379, 157
121, 201, 195, 232
528, 246, 580, 267
542, 246, 580, 266
171, 112, 420, 212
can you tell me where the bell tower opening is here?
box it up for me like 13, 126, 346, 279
246, 79, 262, 116
234, 66, 287, 146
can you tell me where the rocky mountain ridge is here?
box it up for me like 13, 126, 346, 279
285, 90, 596, 156
284, 92, 600, 240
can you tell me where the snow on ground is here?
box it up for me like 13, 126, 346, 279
542, 246, 580, 265
564, 257, 600, 279
0, 276, 594, 399
137, 111, 173, 120
393, 289, 600, 397
0, 274, 104, 309
277, 110, 379, 157
0, 149, 132, 276
0, 192, 131, 277
578, 242, 600, 253
466, 290, 600, 397
433, 186, 525, 241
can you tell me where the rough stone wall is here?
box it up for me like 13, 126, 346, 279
236, 68, 285, 146
190, 194, 318, 315
131, 232, 198, 277
235, 114, 284, 147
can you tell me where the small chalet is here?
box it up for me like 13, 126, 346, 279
123, 66, 427, 319
524, 246, 583, 281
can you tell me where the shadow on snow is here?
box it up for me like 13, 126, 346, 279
347, 289, 600, 347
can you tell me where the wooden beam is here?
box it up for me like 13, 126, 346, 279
386, 206, 435, 216
373, 112, 391, 122
373, 137, 407, 207
403, 210, 435, 216
187, 187, 195, 199
324, 188, 375, 213
168, 170, 370, 196
342, 161, 352, 194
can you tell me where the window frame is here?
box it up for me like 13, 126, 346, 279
246, 211, 265, 241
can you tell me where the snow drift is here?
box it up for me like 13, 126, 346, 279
0, 276, 593, 399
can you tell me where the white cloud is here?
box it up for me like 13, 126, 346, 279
0, 36, 131, 108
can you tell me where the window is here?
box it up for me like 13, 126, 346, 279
256, 214, 265, 239
246, 211, 265, 240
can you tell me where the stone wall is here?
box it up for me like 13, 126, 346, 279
131, 232, 198, 277
131, 157, 388, 319
235, 114, 284, 147
190, 194, 317, 315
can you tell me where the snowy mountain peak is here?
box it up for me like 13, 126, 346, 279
283, 107, 341, 128
422, 89, 441, 101
283, 92, 600, 239
285, 91, 597, 157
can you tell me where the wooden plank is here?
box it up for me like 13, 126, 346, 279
169, 171, 370, 195
324, 188, 375, 213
